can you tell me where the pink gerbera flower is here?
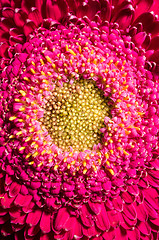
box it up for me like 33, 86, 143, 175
0, 0, 159, 240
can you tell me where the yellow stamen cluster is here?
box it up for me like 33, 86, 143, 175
40, 79, 109, 151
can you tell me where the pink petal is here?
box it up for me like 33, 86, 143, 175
40, 211, 51, 233
9, 182, 21, 197
11, 214, 26, 224
144, 201, 159, 219
148, 36, 159, 50
121, 191, 134, 203
68, 217, 82, 239
46, 0, 68, 21
137, 221, 151, 236
127, 185, 139, 196
15, 193, 32, 207
94, 203, 110, 231
80, 204, 93, 227
134, 12, 154, 33
88, 201, 102, 215
86, 0, 101, 20
115, 227, 128, 240
54, 207, 70, 231
40, 232, 55, 240
144, 188, 159, 210
26, 209, 42, 226
0, 214, 10, 224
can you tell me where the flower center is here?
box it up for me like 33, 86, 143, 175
41, 79, 109, 151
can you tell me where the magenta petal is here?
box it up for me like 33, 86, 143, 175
14, 8, 27, 28
27, 224, 40, 237
69, 217, 82, 239
94, 203, 110, 231
144, 188, 159, 210
107, 210, 120, 228
121, 191, 134, 203
123, 203, 137, 220
15, 194, 32, 207
144, 201, 158, 219
127, 185, 139, 196
46, 0, 68, 21
54, 207, 70, 231
9, 182, 21, 197
23, 20, 36, 36
135, 203, 148, 222
127, 229, 140, 240
11, 214, 26, 224
40, 211, 51, 233
28, 7, 43, 26
26, 209, 42, 226
112, 196, 123, 211
137, 221, 151, 236
148, 36, 159, 50
82, 223, 100, 238
132, 32, 146, 47
80, 204, 93, 227
86, 0, 101, 20
0, 214, 10, 224
88, 201, 102, 215
103, 229, 115, 240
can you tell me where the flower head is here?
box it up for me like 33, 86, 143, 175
0, 0, 159, 240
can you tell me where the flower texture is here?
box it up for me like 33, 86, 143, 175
0, 0, 159, 240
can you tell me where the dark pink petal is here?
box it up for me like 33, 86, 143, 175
88, 201, 102, 215
28, 7, 43, 26
148, 36, 159, 50
46, 0, 68, 21
150, 218, 159, 226
100, 0, 111, 21
114, 5, 134, 29
80, 204, 93, 227
121, 191, 134, 203
0, 214, 10, 224
149, 20, 159, 36
134, 12, 154, 33
137, 221, 151, 236
94, 203, 110, 231
2, 7, 14, 18
9, 34, 25, 46
135, 203, 148, 222
86, 0, 101, 20
27, 225, 40, 237
5, 174, 12, 185
9, 207, 22, 218
122, 214, 137, 227
14, 8, 27, 27
40, 211, 51, 233
127, 185, 139, 196
0, 42, 9, 57
26, 209, 42, 226
127, 229, 140, 240
133, 0, 153, 20
15, 193, 32, 207
147, 174, 159, 188
115, 227, 128, 240
9, 182, 21, 197
21, 0, 36, 13
23, 20, 36, 36
123, 203, 137, 220
54, 207, 70, 231
11, 214, 26, 224
40, 232, 55, 240
1, 193, 15, 208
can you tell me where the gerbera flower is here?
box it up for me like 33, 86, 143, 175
0, 0, 159, 239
